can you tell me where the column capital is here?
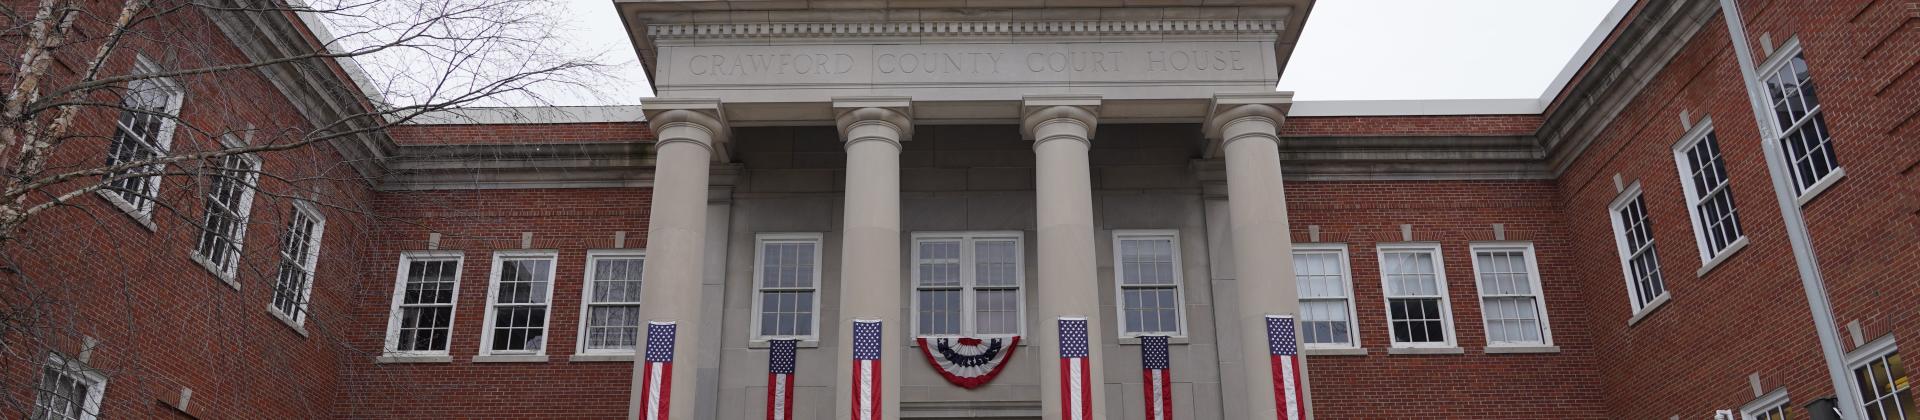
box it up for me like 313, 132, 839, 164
644, 98, 732, 159
834, 97, 913, 149
1203, 92, 1293, 158
1020, 95, 1101, 146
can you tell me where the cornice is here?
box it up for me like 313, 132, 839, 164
1537, 0, 1720, 177
646, 19, 1288, 42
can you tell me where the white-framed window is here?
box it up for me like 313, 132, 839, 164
1608, 183, 1669, 314
1294, 243, 1359, 348
101, 57, 184, 219
577, 250, 645, 355
1671, 120, 1746, 261
1377, 243, 1456, 348
31, 353, 107, 420
383, 251, 464, 355
1740, 388, 1791, 420
912, 231, 1024, 337
479, 250, 558, 355
1112, 230, 1186, 337
268, 202, 325, 327
752, 233, 822, 341
191, 142, 260, 283
1757, 39, 1842, 198
1468, 242, 1553, 347
1848, 336, 1915, 420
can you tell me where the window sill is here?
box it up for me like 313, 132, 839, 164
1627, 293, 1672, 327
472, 354, 550, 363
1117, 336, 1189, 345
1793, 166, 1846, 208
749, 339, 820, 349
376, 354, 451, 364
1696, 237, 1750, 278
1387, 346, 1464, 355
1484, 345, 1560, 354
267, 309, 309, 338
96, 190, 157, 232
1303, 347, 1369, 356
569, 354, 635, 363
189, 253, 241, 291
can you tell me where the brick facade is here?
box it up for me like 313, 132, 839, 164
5, 0, 1916, 419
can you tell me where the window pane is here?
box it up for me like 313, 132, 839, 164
490, 306, 547, 351
1389, 298, 1446, 343
1383, 251, 1439, 297
760, 291, 815, 336
1294, 252, 1347, 299
592, 258, 645, 303
974, 288, 1020, 335
587, 305, 642, 350
976, 240, 1019, 287
918, 240, 962, 287
917, 289, 962, 335
1121, 287, 1181, 334
1300, 299, 1351, 345
496, 260, 551, 304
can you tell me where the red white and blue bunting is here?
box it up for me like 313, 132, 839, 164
915, 335, 1021, 389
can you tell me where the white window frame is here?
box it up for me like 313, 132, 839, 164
1670, 118, 1749, 268
477, 249, 560, 356
576, 249, 646, 356
1467, 242, 1555, 348
1608, 182, 1670, 319
910, 231, 1027, 338
1111, 230, 1187, 338
267, 201, 326, 329
1740, 388, 1791, 420
1755, 37, 1844, 203
189, 137, 261, 286
98, 55, 185, 222
382, 251, 465, 356
750, 233, 824, 342
1376, 242, 1457, 349
1847, 335, 1913, 420
33, 353, 107, 420
1293, 243, 1360, 349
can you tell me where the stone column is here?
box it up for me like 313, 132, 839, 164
633, 99, 728, 420
1021, 95, 1109, 420
1205, 93, 1310, 420
831, 98, 911, 420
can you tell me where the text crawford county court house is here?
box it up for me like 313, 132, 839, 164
16, 0, 1920, 419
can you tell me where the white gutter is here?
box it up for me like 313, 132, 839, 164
1716, 1, 1861, 417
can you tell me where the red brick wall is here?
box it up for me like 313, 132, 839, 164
390, 122, 653, 146
1286, 180, 1607, 419
1552, 1, 1920, 418
0, 3, 375, 419
1281, 115, 1543, 137
332, 188, 652, 419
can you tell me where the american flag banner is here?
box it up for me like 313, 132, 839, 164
766, 339, 798, 420
638, 321, 677, 420
850, 320, 883, 420
1058, 317, 1094, 420
1139, 335, 1174, 420
1266, 315, 1307, 420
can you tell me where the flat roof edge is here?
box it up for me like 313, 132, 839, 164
1288, 99, 1544, 117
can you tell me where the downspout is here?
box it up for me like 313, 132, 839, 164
1714, 0, 1862, 418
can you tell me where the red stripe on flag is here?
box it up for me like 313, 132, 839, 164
1141, 370, 1155, 420
871, 360, 883, 420
1080, 358, 1094, 419
765, 374, 776, 420
1159, 369, 1174, 420
659, 364, 674, 418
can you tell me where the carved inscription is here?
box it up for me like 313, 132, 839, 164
683, 48, 1250, 77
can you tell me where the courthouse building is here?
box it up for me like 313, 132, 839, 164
6, 0, 1919, 419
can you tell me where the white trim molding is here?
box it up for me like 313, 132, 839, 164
477, 249, 561, 357
1292, 243, 1361, 350
576, 249, 648, 357
1467, 241, 1556, 349
749, 233, 826, 343
1110, 229, 1188, 339
1376, 242, 1459, 350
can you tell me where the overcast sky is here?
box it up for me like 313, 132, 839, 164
548, 0, 1626, 105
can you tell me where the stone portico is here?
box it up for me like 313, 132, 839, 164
617, 1, 1315, 418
